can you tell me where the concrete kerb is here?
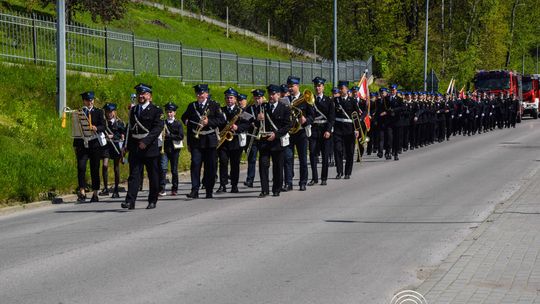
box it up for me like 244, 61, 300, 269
415, 165, 540, 297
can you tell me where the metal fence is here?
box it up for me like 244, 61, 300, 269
0, 11, 372, 86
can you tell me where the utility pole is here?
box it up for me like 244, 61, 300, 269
423, 0, 429, 91
536, 44, 538, 74
313, 35, 318, 61
333, 0, 338, 86
56, 0, 66, 117
226, 6, 229, 38
267, 19, 270, 51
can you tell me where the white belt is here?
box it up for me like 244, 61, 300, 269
192, 128, 216, 136
313, 120, 328, 124
132, 133, 148, 139
335, 118, 353, 123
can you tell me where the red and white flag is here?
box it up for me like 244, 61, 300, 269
358, 73, 369, 100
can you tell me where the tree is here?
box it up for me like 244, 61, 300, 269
40, 0, 129, 23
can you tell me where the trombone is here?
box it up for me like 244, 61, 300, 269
352, 111, 369, 160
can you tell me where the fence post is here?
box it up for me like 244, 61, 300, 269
104, 27, 108, 73
236, 53, 239, 85
200, 48, 204, 82
219, 49, 223, 85
31, 13, 37, 64
132, 31, 136, 75
251, 57, 255, 85
157, 39, 161, 77
278, 60, 281, 84
301, 61, 304, 84
179, 43, 183, 81
266, 59, 269, 85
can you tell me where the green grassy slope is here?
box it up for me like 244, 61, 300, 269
0, 0, 297, 60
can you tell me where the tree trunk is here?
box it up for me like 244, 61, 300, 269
465, 0, 479, 50
505, 0, 520, 68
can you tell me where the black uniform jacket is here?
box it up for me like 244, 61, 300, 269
163, 119, 184, 154
312, 94, 335, 135
219, 105, 251, 151
181, 99, 226, 149
256, 101, 292, 152
73, 107, 106, 149
334, 96, 359, 135
126, 103, 164, 158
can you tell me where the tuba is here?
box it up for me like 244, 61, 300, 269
289, 89, 315, 134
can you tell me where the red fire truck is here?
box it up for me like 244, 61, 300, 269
521, 74, 539, 119
474, 70, 523, 122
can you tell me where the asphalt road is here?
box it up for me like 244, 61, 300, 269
2, 120, 540, 304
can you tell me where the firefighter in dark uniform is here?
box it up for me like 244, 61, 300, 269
121, 83, 164, 210
496, 92, 505, 129
453, 94, 463, 136
328, 87, 340, 166
244, 89, 265, 188
508, 93, 518, 128
74, 91, 106, 203
376, 87, 393, 159
366, 92, 379, 155
160, 102, 184, 196
308, 77, 335, 186
444, 94, 454, 140
181, 84, 226, 199
284, 75, 314, 191
409, 92, 420, 150
435, 93, 446, 142
402, 92, 412, 151
100, 102, 125, 199
333, 81, 360, 179
257, 84, 292, 197
216, 88, 251, 194
389, 85, 405, 160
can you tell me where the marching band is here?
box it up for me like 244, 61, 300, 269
65, 77, 521, 209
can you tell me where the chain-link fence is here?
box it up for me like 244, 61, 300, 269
0, 11, 372, 86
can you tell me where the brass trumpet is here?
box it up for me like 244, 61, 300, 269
194, 108, 210, 139
289, 89, 315, 134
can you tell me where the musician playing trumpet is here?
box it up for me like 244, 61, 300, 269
216, 88, 250, 194
244, 89, 266, 188
257, 84, 292, 198
181, 84, 226, 199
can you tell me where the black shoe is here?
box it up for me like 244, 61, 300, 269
244, 181, 254, 188
146, 203, 156, 209
344, 175, 350, 179
98, 189, 109, 196
307, 180, 318, 186
186, 191, 199, 199
394, 155, 399, 161
90, 194, 99, 203
205, 193, 213, 199
77, 193, 87, 203
216, 185, 227, 194
230, 186, 239, 193
111, 191, 120, 198
258, 192, 268, 198
377, 152, 383, 158
121, 201, 135, 209
299, 184, 306, 191
286, 184, 293, 191
320, 180, 327, 186
272, 192, 280, 197
335, 173, 342, 179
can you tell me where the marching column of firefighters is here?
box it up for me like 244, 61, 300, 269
67, 75, 523, 209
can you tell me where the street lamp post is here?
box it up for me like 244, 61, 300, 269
56, 0, 66, 117
423, 0, 429, 91
333, 0, 337, 86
